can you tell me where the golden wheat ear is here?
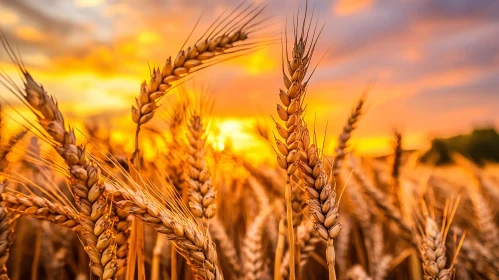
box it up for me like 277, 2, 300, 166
0, 35, 130, 279
415, 197, 463, 280
131, 1, 269, 129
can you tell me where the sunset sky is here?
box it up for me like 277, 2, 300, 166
0, 0, 498, 162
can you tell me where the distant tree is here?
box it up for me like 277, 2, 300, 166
421, 128, 499, 166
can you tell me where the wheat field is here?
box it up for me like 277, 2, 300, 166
0, 1, 498, 280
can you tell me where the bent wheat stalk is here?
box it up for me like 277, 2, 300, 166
0, 42, 125, 279
130, 3, 266, 277
104, 181, 223, 280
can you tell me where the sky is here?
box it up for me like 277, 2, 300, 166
0, 0, 498, 162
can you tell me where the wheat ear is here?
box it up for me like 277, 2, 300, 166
209, 218, 241, 279
185, 103, 216, 231
332, 98, 364, 183
350, 157, 416, 248
469, 187, 499, 258
416, 198, 464, 280
131, 2, 265, 131
0, 46, 125, 279
274, 3, 320, 279
242, 207, 272, 280
374, 255, 392, 280
1, 192, 80, 230
299, 142, 341, 280
345, 265, 372, 280
0, 183, 14, 280
104, 183, 223, 280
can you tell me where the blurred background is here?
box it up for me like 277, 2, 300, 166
1, 0, 498, 164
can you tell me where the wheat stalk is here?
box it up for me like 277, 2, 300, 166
280, 222, 321, 279
389, 130, 403, 208
0, 44, 125, 279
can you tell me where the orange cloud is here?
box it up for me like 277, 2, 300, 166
15, 26, 45, 42
334, 0, 375, 16
0, 8, 19, 26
